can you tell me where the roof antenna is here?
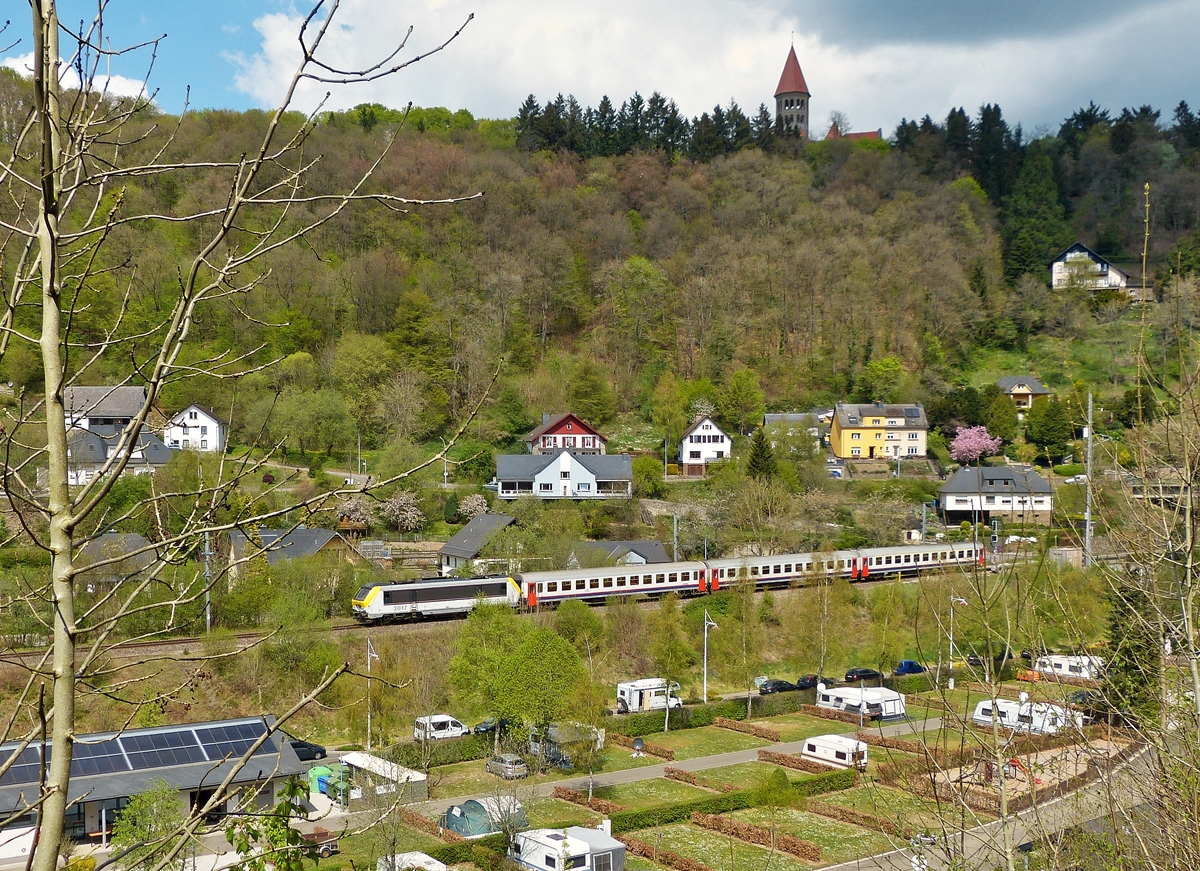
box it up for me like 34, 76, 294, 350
791, 30, 794, 46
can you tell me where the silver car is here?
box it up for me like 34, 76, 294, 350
485, 753, 529, 779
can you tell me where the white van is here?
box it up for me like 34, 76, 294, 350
801, 734, 868, 771
972, 699, 1082, 735
616, 679, 682, 714
1033, 655, 1104, 681
414, 714, 469, 741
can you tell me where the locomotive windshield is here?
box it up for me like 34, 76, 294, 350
353, 584, 377, 601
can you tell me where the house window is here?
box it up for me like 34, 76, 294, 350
689, 451, 700, 459
201, 440, 208, 449
872, 419, 881, 425
561, 471, 570, 479
851, 448, 861, 456
851, 433, 861, 440
716, 451, 724, 458
594, 853, 612, 871
578, 482, 590, 491
875, 433, 882, 439
188, 411, 198, 419
539, 483, 552, 492
985, 496, 996, 504
908, 432, 918, 439
182, 440, 190, 448
181, 425, 188, 434
908, 446, 917, 454
201, 426, 208, 435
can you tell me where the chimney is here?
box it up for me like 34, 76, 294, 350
542, 413, 551, 425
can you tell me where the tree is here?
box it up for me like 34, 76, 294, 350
950, 426, 1003, 463
649, 595, 696, 731
381, 492, 426, 532
650, 372, 689, 463
0, 7, 478, 870
1002, 141, 1070, 284
1103, 579, 1161, 727
854, 357, 905, 402
449, 603, 531, 713
985, 395, 1019, 443
1025, 398, 1073, 461
459, 494, 489, 521
569, 361, 618, 425
111, 779, 187, 871
746, 428, 777, 480
493, 628, 587, 731
718, 369, 766, 435
632, 455, 667, 498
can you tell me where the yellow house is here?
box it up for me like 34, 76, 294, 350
830, 401, 928, 460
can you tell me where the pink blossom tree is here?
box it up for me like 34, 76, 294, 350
950, 425, 1003, 464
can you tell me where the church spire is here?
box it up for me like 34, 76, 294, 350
774, 46, 811, 139
774, 45, 810, 98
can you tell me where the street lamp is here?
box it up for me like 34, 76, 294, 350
365, 638, 379, 750
949, 597, 968, 665
703, 610, 718, 703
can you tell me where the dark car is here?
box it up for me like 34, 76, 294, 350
844, 667, 882, 683
759, 679, 798, 695
1020, 646, 1050, 663
795, 674, 835, 690
289, 739, 327, 762
894, 660, 926, 676
472, 716, 510, 734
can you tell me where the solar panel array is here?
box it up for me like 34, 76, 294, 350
0, 721, 278, 788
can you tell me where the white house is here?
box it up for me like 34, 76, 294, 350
1051, 242, 1128, 292
164, 404, 227, 452
495, 450, 632, 500
65, 426, 174, 485
678, 415, 731, 477
939, 466, 1053, 525
64, 385, 147, 431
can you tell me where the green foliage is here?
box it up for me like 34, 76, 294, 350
650, 595, 697, 690
493, 628, 587, 727
718, 369, 766, 436
389, 732, 493, 768
569, 361, 618, 425
443, 493, 460, 523
986, 395, 1019, 442
224, 777, 315, 871
449, 603, 531, 712
632, 455, 666, 498
1025, 397, 1073, 461
854, 356, 905, 403
112, 779, 186, 871
1053, 463, 1084, 477
1103, 580, 1161, 726
1002, 141, 1071, 284
745, 428, 776, 480
553, 598, 605, 655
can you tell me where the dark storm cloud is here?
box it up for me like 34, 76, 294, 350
778, 0, 1168, 47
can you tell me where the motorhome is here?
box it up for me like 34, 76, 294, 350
510, 825, 625, 871
972, 699, 1083, 735
800, 734, 868, 771
815, 683, 907, 720
1033, 655, 1104, 681
413, 714, 469, 741
616, 678, 681, 714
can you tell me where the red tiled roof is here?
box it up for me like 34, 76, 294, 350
774, 46, 810, 97
526, 412, 605, 442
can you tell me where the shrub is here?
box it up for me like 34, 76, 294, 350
1053, 463, 1085, 477
792, 768, 858, 796
609, 792, 754, 833
886, 673, 936, 695
389, 732, 493, 768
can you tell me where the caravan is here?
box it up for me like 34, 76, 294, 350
816, 683, 907, 721
1033, 655, 1104, 681
510, 825, 625, 871
616, 679, 682, 714
800, 734, 868, 771
972, 698, 1083, 735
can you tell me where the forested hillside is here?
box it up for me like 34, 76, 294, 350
2, 67, 1198, 463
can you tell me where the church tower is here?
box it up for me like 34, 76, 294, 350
774, 45, 810, 139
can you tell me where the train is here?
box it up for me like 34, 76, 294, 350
351, 541, 985, 624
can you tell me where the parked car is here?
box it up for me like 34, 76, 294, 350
414, 714, 469, 741
795, 674, 835, 690
844, 667, 882, 683
485, 753, 529, 779
288, 738, 327, 762
1064, 474, 1088, 484
1020, 646, 1050, 663
472, 716, 510, 734
759, 679, 798, 695
894, 660, 926, 676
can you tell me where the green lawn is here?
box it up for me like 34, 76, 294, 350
758, 713, 852, 743
650, 726, 771, 760
731, 807, 894, 866
430, 747, 660, 802
819, 784, 991, 829
637, 823, 813, 871
691, 761, 781, 791
525, 796, 600, 828
592, 777, 713, 810
310, 824, 444, 871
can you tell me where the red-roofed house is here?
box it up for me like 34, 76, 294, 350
525, 413, 607, 456
774, 46, 811, 139
825, 121, 882, 142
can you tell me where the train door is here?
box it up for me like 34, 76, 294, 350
526, 582, 537, 608
850, 558, 859, 580
697, 569, 707, 593
861, 557, 869, 579
710, 568, 720, 592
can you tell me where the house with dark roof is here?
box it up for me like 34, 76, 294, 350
525, 413, 607, 455
678, 415, 731, 477
1050, 242, 1128, 293
997, 376, 1053, 411
0, 716, 306, 846
830, 402, 928, 460
164, 404, 228, 452
76, 532, 156, 590
64, 385, 147, 431
495, 451, 632, 500
570, 540, 671, 567
939, 466, 1053, 524
439, 513, 517, 576
66, 425, 174, 485
228, 526, 363, 578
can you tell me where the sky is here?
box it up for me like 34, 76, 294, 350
5, 1, 1199, 137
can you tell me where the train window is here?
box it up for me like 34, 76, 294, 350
590, 579, 600, 589
750, 566, 759, 576
537, 584, 544, 593
804, 562, 812, 571
773, 565, 781, 574
667, 573, 677, 583
603, 578, 613, 588
576, 580, 585, 590
784, 564, 792, 573
885, 556, 892, 565
547, 582, 558, 592
957, 550, 964, 559
629, 575, 639, 585
720, 568, 727, 578
616, 577, 626, 587
656, 574, 665, 584
837, 560, 845, 570
904, 555, 911, 564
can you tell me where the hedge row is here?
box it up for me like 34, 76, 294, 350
690, 812, 821, 863
713, 717, 780, 741
799, 704, 861, 725
806, 800, 911, 838
610, 791, 754, 833
610, 693, 811, 738
617, 834, 714, 871
608, 732, 675, 760
792, 767, 858, 796
427, 837, 508, 868
664, 765, 738, 793
757, 749, 832, 775
390, 732, 493, 769
552, 786, 625, 814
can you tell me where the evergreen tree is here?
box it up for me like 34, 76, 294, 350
1103, 580, 1160, 727
746, 428, 776, 480
515, 95, 541, 149
1025, 397, 1072, 461
971, 103, 1021, 205
591, 96, 618, 157
752, 104, 775, 149
569, 361, 618, 425
1003, 141, 1070, 284
985, 395, 1019, 443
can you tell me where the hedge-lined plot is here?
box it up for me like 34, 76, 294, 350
647, 726, 771, 760
636, 824, 813, 871
820, 785, 986, 828
687, 761, 780, 792
729, 807, 894, 866
591, 778, 713, 811
757, 712, 855, 743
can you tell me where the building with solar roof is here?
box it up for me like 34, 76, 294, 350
0, 716, 308, 845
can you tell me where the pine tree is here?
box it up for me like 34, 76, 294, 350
986, 395, 1019, 442
1003, 142, 1071, 284
1103, 580, 1161, 727
746, 428, 776, 480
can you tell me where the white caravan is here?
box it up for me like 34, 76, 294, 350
801, 734, 868, 771
815, 683, 907, 720
616, 679, 682, 714
1033, 655, 1104, 681
972, 698, 1083, 735
413, 714, 469, 741
510, 826, 626, 871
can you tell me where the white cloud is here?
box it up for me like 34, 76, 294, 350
3, 52, 152, 102
230, 0, 1200, 133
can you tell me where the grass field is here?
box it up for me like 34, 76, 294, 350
691, 761, 781, 791
525, 796, 599, 828
649, 726, 772, 760
431, 746, 660, 801
759, 713, 853, 743
731, 806, 895, 866
819, 784, 991, 829
637, 823, 813, 871
592, 777, 713, 810
309, 824, 444, 871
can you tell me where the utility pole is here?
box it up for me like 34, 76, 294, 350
673, 514, 678, 561
202, 530, 214, 634
439, 436, 449, 488
366, 638, 379, 750
921, 502, 928, 542
1084, 392, 1094, 568
357, 430, 361, 481
703, 611, 718, 702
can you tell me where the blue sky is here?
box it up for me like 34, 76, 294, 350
7, 1, 1199, 137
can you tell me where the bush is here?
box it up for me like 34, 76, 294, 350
1053, 463, 1084, 477
886, 673, 936, 695
792, 768, 857, 796
389, 732, 493, 768
609, 791, 754, 832
610, 693, 810, 738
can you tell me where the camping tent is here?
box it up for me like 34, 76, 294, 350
441, 798, 526, 838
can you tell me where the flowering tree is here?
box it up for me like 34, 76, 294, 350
950, 426, 1003, 464
459, 494, 489, 521
381, 492, 426, 532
